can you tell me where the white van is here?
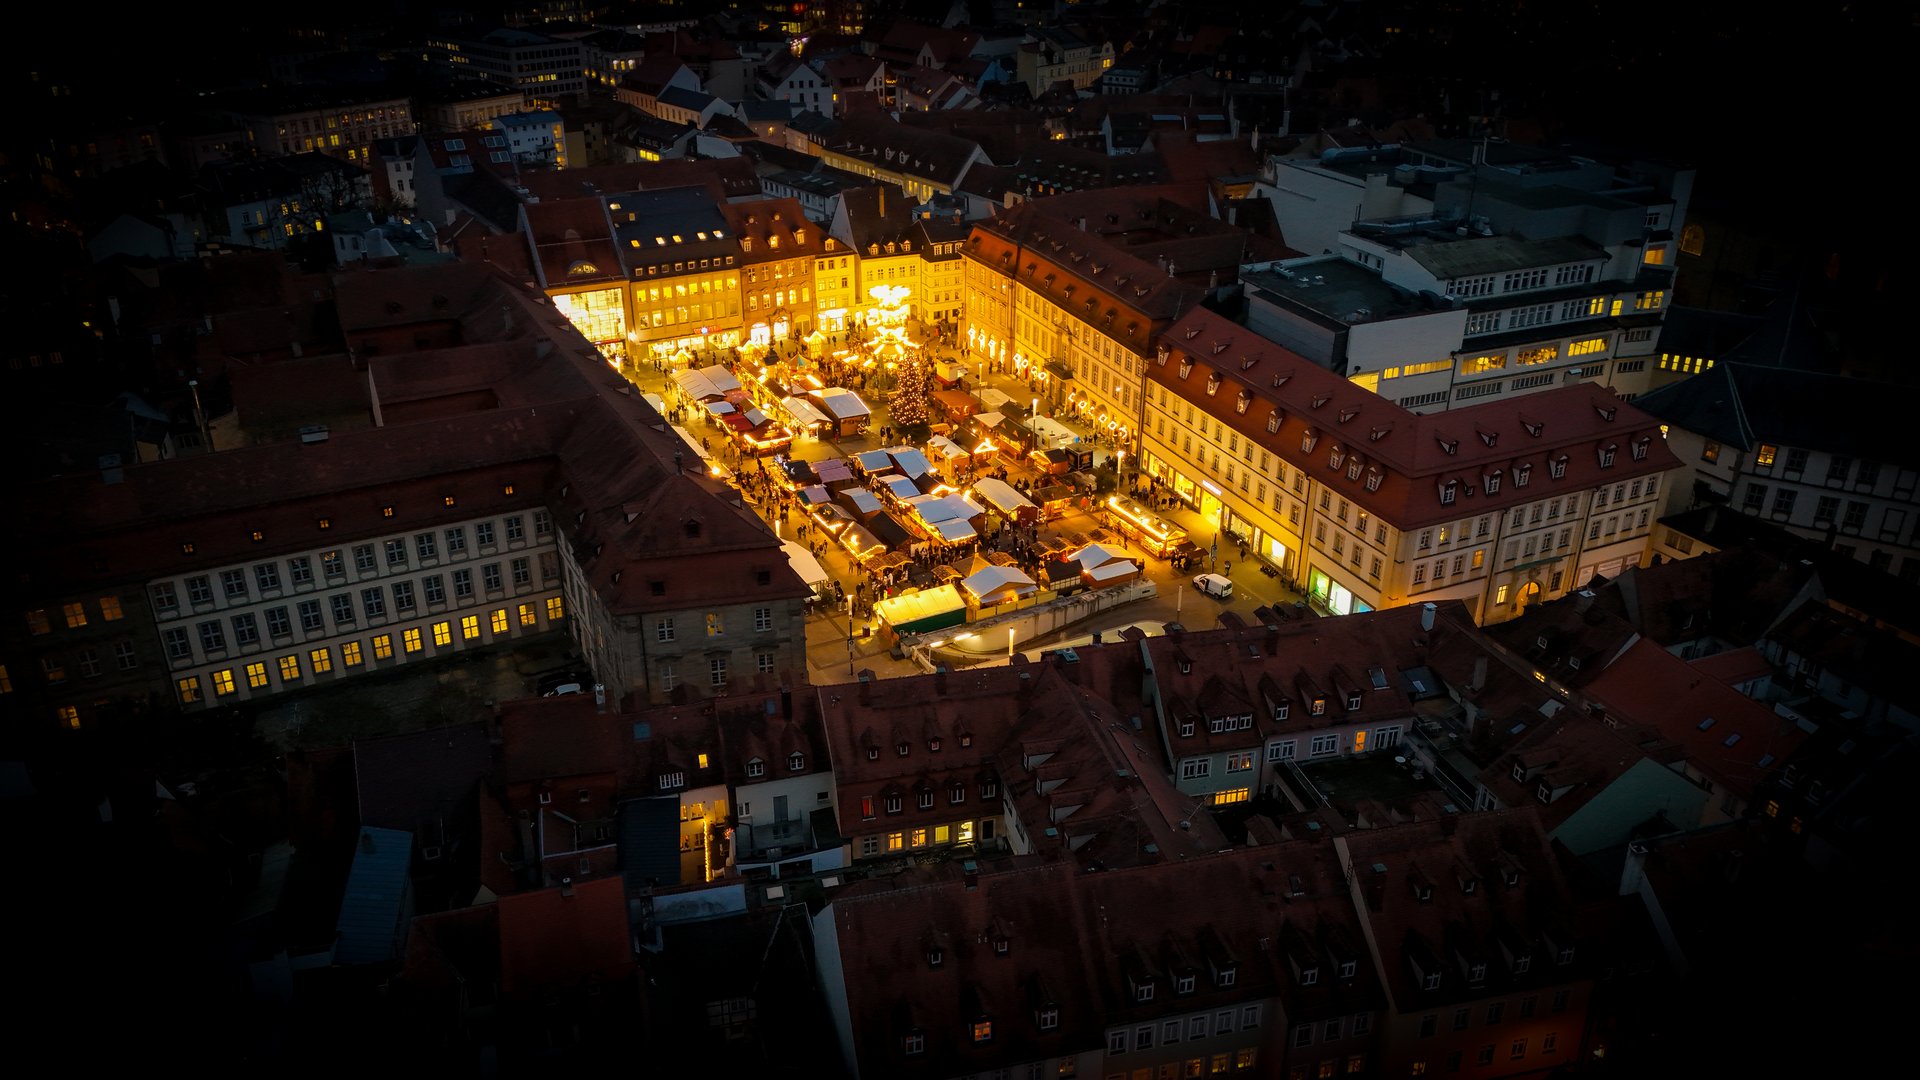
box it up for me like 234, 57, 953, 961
1193, 573, 1233, 599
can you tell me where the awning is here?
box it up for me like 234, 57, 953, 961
781, 540, 830, 587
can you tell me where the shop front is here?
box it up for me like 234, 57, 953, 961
646, 328, 742, 365
1307, 567, 1371, 616
552, 287, 628, 365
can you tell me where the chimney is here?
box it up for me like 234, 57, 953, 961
934, 669, 949, 696
1574, 589, 1597, 613
878, 185, 885, 217
1620, 842, 1650, 896
781, 686, 793, 717
594, 683, 607, 712
858, 671, 873, 705
1420, 603, 1437, 632
1470, 655, 1488, 692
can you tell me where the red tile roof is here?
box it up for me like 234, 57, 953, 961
496, 876, 633, 995
1148, 305, 1682, 529
1582, 640, 1807, 800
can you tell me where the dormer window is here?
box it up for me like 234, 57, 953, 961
747, 758, 766, 778
1511, 762, 1527, 782
1135, 981, 1155, 1003
1266, 409, 1283, 434
1557, 946, 1576, 965
1469, 962, 1487, 984
1037, 1006, 1059, 1031
1514, 955, 1532, 974
928, 948, 944, 968
1549, 456, 1568, 479
1347, 458, 1364, 481
1310, 696, 1326, 717
898, 741, 910, 757
1346, 692, 1362, 710
981, 778, 998, 799
1157, 345, 1171, 365
994, 936, 1009, 956
928, 736, 941, 752
1631, 435, 1650, 461
866, 747, 880, 761
1536, 783, 1555, 803
949, 782, 965, 804
1339, 960, 1357, 979
1176, 973, 1196, 994
788, 751, 805, 771
1274, 703, 1290, 721
1365, 467, 1383, 492
1216, 967, 1237, 988
885, 794, 903, 814
1438, 479, 1459, 505
1438, 436, 1459, 455
1235, 389, 1252, 414
1302, 430, 1320, 454
1178, 359, 1194, 379
1205, 373, 1221, 395
1424, 972, 1442, 990
1329, 446, 1346, 471
904, 1032, 925, 1055
1599, 444, 1617, 467
1484, 469, 1502, 494
1299, 966, 1318, 987
1514, 464, 1533, 487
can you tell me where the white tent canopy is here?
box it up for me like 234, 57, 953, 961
972, 476, 1036, 517
926, 434, 968, 462
1068, 542, 1131, 569
781, 540, 830, 588
781, 395, 831, 427
1085, 559, 1140, 584
961, 564, 1036, 601
977, 387, 1014, 411
816, 389, 870, 419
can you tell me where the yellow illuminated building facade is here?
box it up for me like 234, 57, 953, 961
632, 268, 743, 358
814, 238, 857, 334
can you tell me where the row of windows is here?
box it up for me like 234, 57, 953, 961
28, 640, 142, 686
858, 817, 987, 856
173, 599, 564, 704
23, 594, 126, 635
152, 516, 550, 614
160, 551, 551, 622
1109, 1006, 1264, 1054
161, 558, 551, 662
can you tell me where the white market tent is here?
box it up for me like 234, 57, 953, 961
697, 365, 742, 394
816, 389, 870, 421
972, 476, 1036, 517
1084, 559, 1140, 586
781, 540, 830, 589
960, 564, 1037, 604
704, 400, 735, 417
781, 395, 831, 428
977, 387, 1014, 411
1067, 542, 1132, 569
674, 368, 725, 401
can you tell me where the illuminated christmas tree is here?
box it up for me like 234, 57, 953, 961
868, 283, 929, 430
888, 353, 931, 428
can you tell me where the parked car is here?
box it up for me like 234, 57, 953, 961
537, 670, 593, 697
1192, 573, 1234, 600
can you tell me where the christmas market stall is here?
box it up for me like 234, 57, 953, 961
873, 585, 967, 639
970, 476, 1038, 527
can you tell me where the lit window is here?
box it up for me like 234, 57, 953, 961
461, 615, 480, 641
341, 641, 363, 667
491, 609, 509, 635
546, 597, 564, 621
278, 655, 301, 681
211, 669, 236, 696
310, 648, 332, 674
62, 602, 88, 628
403, 628, 424, 654
433, 622, 453, 647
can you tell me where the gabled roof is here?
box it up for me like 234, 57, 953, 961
1583, 639, 1808, 800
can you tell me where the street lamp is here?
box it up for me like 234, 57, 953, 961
846, 593, 857, 676
1177, 582, 1184, 616
1007, 625, 1015, 659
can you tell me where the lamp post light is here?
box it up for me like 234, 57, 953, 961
1177, 582, 1184, 616
1007, 625, 1015, 659
846, 593, 857, 676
